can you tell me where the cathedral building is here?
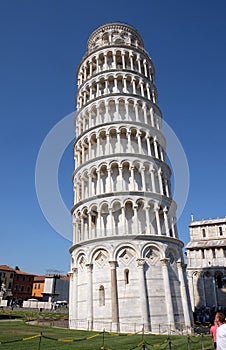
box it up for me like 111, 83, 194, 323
186, 217, 226, 312
69, 22, 193, 333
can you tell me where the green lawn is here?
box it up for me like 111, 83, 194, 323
0, 320, 213, 350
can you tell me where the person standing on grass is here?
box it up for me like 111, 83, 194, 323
210, 319, 218, 349
215, 311, 226, 350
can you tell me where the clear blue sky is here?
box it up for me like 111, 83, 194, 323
1, 1, 226, 276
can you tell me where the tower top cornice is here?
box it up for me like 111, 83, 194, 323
87, 22, 144, 54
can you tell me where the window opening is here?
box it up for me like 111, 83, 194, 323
124, 269, 129, 284
99, 285, 105, 306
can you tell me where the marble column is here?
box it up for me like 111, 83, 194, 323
160, 258, 175, 328
154, 205, 161, 235
137, 56, 141, 73
113, 51, 116, 69
213, 274, 218, 307
109, 207, 114, 236
140, 167, 146, 191
109, 261, 119, 332
176, 261, 192, 328
150, 107, 155, 128
137, 259, 149, 331
69, 268, 78, 327
143, 59, 148, 77
150, 168, 156, 192
72, 216, 76, 243
86, 264, 93, 330
143, 103, 148, 124
107, 167, 112, 192
129, 54, 134, 70
187, 272, 195, 312
127, 130, 132, 152
68, 271, 73, 321
130, 166, 135, 191
153, 137, 159, 158
122, 51, 126, 69
113, 76, 118, 93
145, 206, 151, 235
158, 169, 163, 195
202, 273, 206, 306
163, 207, 170, 236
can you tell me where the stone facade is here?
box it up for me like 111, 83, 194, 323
69, 22, 193, 334
186, 217, 226, 312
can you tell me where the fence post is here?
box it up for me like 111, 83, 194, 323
201, 333, 204, 350
187, 335, 191, 350
37, 332, 42, 350
102, 328, 105, 350
168, 336, 172, 350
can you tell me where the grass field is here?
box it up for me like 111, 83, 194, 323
0, 310, 213, 349
0, 321, 214, 350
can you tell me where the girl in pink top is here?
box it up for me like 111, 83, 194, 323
210, 320, 218, 349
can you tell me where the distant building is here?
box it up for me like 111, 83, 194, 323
42, 275, 69, 303
0, 265, 14, 300
0, 265, 36, 304
0, 266, 69, 307
32, 276, 45, 299
12, 269, 36, 303
186, 217, 226, 312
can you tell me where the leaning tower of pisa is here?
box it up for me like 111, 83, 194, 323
69, 23, 193, 333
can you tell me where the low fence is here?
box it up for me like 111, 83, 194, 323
0, 330, 213, 350
69, 319, 195, 335
29, 318, 69, 329
31, 318, 211, 336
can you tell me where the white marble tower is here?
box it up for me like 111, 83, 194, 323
69, 22, 193, 334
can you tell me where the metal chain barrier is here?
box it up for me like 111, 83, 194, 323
0, 329, 213, 349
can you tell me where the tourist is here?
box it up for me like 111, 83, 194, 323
215, 312, 226, 350
210, 320, 218, 349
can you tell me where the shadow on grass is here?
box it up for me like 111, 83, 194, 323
0, 315, 21, 320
